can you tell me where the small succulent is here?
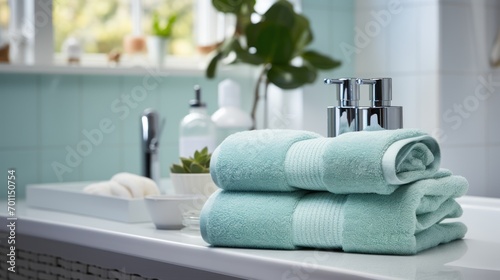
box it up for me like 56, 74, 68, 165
170, 147, 211, 173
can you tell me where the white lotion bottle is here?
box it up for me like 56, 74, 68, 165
211, 79, 252, 145
179, 85, 216, 157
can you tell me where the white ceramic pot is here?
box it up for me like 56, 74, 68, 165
145, 194, 203, 230
147, 36, 168, 67
170, 173, 217, 201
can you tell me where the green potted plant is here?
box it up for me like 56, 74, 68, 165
206, 0, 341, 128
147, 12, 178, 67
169, 147, 217, 198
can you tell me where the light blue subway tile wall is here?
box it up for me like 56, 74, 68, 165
122, 143, 142, 176
159, 76, 195, 146
0, 73, 39, 200
0, 74, 39, 148
0, 150, 39, 200
46, 75, 124, 184
39, 75, 83, 183
40, 147, 81, 183
82, 146, 122, 181
121, 75, 162, 146
81, 75, 122, 147
40, 75, 81, 147
159, 145, 179, 179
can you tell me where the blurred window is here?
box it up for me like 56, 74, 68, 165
52, 0, 194, 56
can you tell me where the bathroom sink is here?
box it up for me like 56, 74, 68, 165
456, 196, 500, 243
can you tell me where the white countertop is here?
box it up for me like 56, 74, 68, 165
2, 196, 500, 280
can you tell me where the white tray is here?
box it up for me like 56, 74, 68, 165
26, 181, 155, 223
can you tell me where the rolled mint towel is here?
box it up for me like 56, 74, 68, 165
211, 129, 441, 194
200, 170, 468, 255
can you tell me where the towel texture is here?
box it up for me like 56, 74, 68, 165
200, 170, 468, 255
210, 129, 320, 192
211, 129, 440, 194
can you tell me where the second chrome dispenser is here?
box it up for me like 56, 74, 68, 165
325, 77, 403, 137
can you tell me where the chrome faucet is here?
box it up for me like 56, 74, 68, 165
141, 109, 165, 189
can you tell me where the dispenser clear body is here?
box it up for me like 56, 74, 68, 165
179, 86, 216, 157
179, 107, 216, 157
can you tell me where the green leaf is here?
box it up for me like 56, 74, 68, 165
190, 162, 206, 173
170, 164, 186, 173
301, 50, 341, 70
180, 157, 193, 168
262, 1, 294, 27
198, 154, 210, 167
290, 13, 312, 55
212, 0, 255, 14
206, 37, 239, 78
233, 39, 264, 65
206, 52, 221, 78
246, 22, 294, 64
267, 64, 317, 89
212, 0, 240, 13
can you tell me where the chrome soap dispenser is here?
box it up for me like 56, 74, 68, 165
325, 77, 403, 137
324, 78, 361, 137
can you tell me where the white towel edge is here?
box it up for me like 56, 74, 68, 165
382, 135, 435, 185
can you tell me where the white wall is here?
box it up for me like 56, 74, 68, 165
354, 0, 500, 197
438, 0, 500, 198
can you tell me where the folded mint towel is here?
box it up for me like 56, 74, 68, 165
200, 170, 468, 255
211, 129, 441, 194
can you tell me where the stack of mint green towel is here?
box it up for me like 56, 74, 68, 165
200, 129, 468, 255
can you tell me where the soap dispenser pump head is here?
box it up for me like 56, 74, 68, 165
190, 85, 206, 108
324, 78, 360, 107
358, 78, 393, 107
